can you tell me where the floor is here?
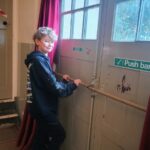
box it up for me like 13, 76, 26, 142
0, 124, 19, 150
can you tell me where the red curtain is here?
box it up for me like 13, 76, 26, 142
38, 0, 60, 65
17, 0, 60, 149
139, 97, 150, 150
16, 103, 37, 150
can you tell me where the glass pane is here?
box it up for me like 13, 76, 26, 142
85, 7, 99, 39
137, 0, 150, 41
75, 0, 84, 9
112, 0, 140, 42
87, 0, 100, 6
62, 0, 72, 12
73, 11, 84, 39
62, 14, 71, 39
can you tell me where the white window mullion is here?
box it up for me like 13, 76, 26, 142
82, 10, 87, 39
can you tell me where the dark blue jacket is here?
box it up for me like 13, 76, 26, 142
25, 51, 77, 123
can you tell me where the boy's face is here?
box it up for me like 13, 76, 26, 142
35, 35, 54, 54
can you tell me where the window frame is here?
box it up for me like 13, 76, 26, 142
61, 0, 101, 40
112, 0, 150, 42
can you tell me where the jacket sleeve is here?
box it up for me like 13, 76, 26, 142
30, 59, 77, 97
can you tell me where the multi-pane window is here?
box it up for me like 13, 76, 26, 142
61, 0, 101, 39
112, 0, 150, 42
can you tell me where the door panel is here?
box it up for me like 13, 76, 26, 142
0, 0, 12, 99
59, 39, 98, 150
90, 0, 148, 149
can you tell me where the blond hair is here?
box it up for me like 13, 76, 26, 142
33, 27, 58, 42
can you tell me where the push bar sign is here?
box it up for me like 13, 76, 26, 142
114, 57, 150, 72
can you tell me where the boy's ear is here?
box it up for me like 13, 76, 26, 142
35, 39, 40, 46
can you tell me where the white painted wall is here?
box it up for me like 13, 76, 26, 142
18, 0, 40, 43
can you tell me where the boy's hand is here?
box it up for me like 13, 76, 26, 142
63, 74, 70, 81
74, 79, 82, 86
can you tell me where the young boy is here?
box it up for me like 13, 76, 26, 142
25, 27, 81, 150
